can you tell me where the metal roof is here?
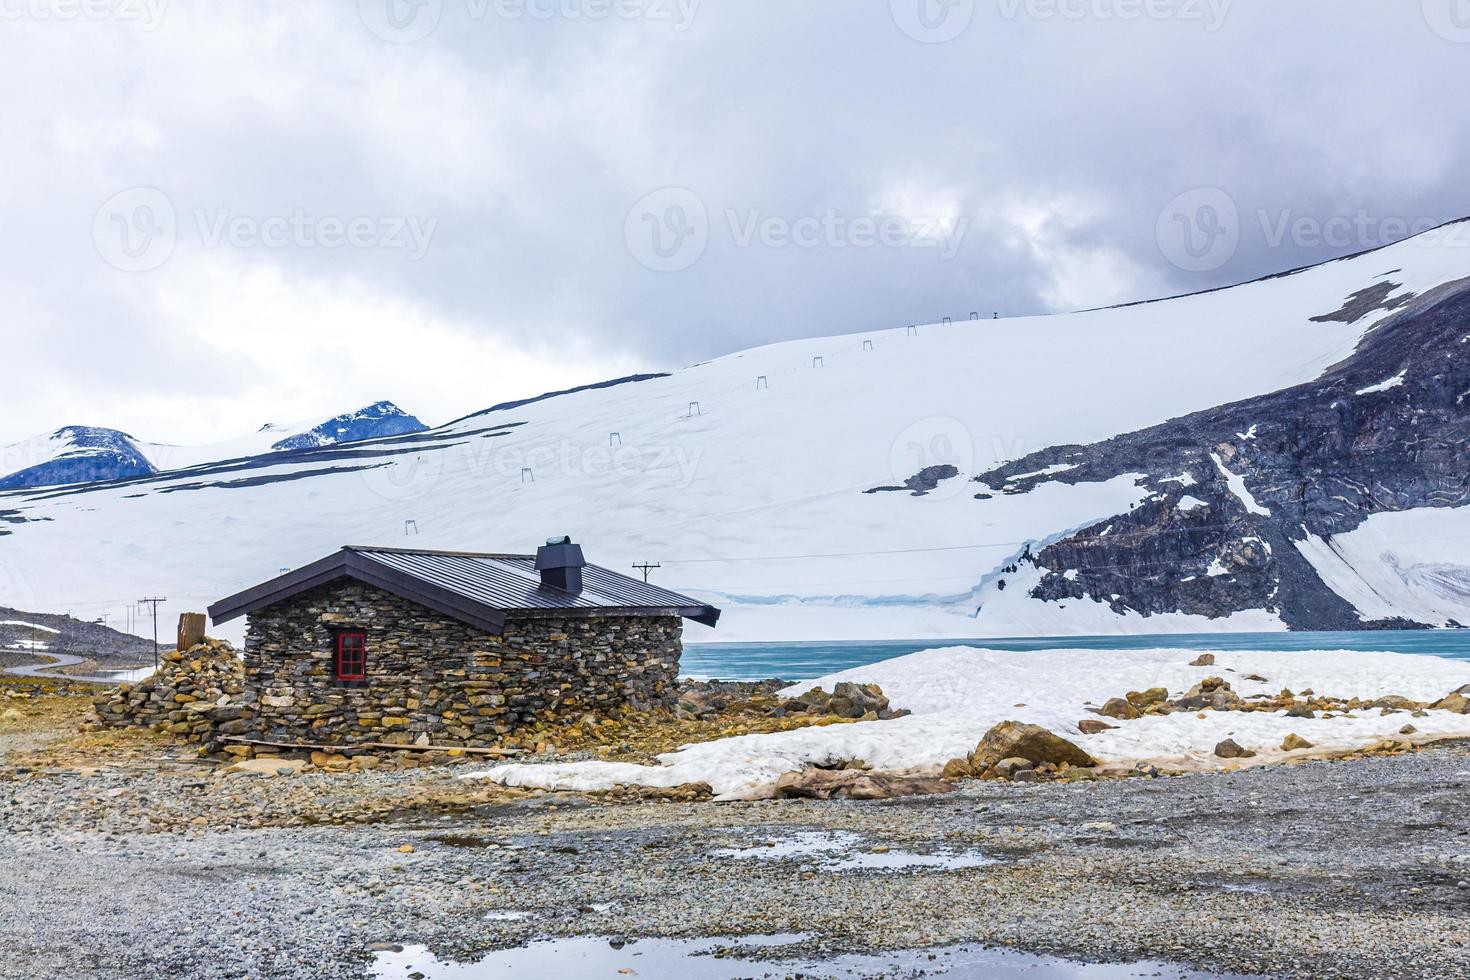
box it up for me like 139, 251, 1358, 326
207, 545, 720, 633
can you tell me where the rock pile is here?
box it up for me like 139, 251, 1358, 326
1082, 676, 1468, 728
779, 681, 908, 720
672, 679, 908, 723
772, 768, 955, 800
85, 639, 248, 747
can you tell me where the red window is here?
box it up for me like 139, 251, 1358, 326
335, 632, 366, 681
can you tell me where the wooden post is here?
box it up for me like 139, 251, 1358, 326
177, 612, 207, 653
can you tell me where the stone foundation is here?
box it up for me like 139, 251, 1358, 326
242, 582, 684, 749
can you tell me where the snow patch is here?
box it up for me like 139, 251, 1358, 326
470, 646, 1470, 799
1355, 371, 1406, 396
1177, 496, 1208, 512
1210, 453, 1272, 517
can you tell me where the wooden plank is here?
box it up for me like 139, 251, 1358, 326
220, 735, 523, 757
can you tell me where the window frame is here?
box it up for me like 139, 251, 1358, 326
333, 629, 368, 684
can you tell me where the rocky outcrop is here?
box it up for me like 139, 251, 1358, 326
268, 400, 427, 452
971, 272, 1470, 630
0, 426, 156, 490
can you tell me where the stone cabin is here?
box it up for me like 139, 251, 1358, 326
206, 538, 720, 750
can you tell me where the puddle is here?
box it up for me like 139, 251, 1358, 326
713, 831, 994, 873
712, 830, 861, 861
374, 936, 1243, 978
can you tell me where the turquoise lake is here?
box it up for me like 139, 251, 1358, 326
683, 631, 1470, 682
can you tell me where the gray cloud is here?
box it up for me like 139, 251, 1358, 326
2, 0, 1468, 444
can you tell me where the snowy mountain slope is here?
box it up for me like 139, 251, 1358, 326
1, 223, 1468, 641
0, 426, 157, 490
970, 263, 1470, 630
0, 402, 426, 488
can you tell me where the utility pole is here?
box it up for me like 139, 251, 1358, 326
138, 597, 167, 670
631, 562, 661, 584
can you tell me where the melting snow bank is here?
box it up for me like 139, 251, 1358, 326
465, 647, 1470, 800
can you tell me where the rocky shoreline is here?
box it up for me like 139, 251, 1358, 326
4, 678, 1470, 979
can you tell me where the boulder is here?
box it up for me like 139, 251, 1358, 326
968, 721, 1096, 773
1371, 695, 1422, 711
940, 758, 976, 780
1077, 719, 1118, 735
1189, 654, 1216, 667
1126, 688, 1169, 709
1099, 697, 1141, 720
1280, 733, 1314, 751
1432, 685, 1470, 714
992, 757, 1034, 780
1285, 704, 1316, 719
1213, 738, 1255, 759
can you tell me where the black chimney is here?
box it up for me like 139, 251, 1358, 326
535, 535, 586, 593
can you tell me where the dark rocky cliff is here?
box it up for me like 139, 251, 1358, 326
970, 273, 1470, 630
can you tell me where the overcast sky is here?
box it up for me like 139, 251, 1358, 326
3, 0, 1469, 446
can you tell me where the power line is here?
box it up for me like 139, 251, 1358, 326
138, 597, 166, 670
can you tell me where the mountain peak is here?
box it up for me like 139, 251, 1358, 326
268, 401, 427, 452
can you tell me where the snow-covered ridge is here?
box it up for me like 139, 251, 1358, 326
1, 225, 1468, 639
0, 401, 426, 489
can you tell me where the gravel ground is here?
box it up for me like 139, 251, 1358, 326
3, 728, 1470, 980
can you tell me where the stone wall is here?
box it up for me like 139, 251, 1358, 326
87, 638, 248, 743
243, 581, 684, 749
